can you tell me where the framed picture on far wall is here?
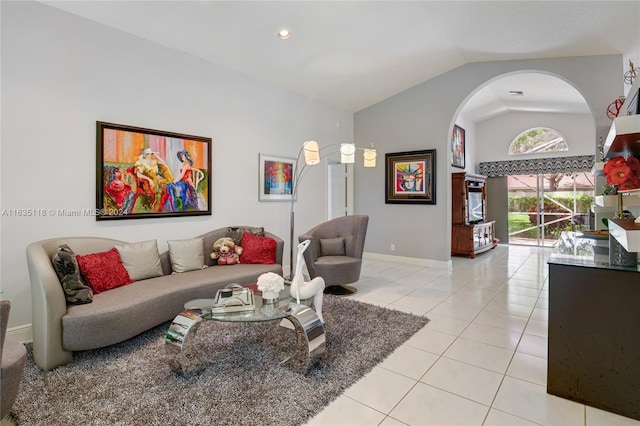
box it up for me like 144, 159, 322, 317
385, 149, 436, 204
258, 154, 295, 201
451, 124, 465, 169
96, 121, 212, 220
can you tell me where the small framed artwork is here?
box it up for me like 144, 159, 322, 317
258, 154, 295, 201
451, 124, 465, 169
96, 121, 212, 220
385, 149, 436, 204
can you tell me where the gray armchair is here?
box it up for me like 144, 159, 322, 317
298, 215, 369, 295
1, 300, 27, 422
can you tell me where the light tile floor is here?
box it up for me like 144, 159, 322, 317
305, 244, 640, 426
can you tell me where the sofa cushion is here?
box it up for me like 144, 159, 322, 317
239, 232, 277, 264
168, 238, 206, 273
320, 237, 346, 256
114, 240, 164, 281
51, 244, 93, 305
76, 248, 133, 294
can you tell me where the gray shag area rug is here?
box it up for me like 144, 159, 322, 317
13, 296, 429, 426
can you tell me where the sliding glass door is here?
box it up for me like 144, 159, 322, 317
507, 173, 594, 246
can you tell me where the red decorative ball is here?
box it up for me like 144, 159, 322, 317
606, 97, 626, 120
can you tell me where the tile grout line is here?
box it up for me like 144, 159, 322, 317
483, 251, 552, 425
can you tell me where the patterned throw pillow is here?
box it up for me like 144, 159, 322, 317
226, 227, 245, 246
76, 248, 134, 294
239, 232, 277, 264
51, 244, 93, 304
226, 227, 266, 246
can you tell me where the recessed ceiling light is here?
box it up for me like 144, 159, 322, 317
278, 29, 291, 40
509, 90, 525, 96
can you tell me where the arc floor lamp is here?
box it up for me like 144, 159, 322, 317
288, 141, 377, 279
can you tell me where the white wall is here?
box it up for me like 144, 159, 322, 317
0, 2, 353, 330
476, 111, 595, 163
354, 55, 622, 262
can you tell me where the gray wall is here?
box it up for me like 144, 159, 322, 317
354, 55, 622, 261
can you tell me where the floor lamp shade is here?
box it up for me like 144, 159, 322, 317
364, 148, 377, 167
340, 143, 356, 164
303, 141, 320, 165
290, 140, 376, 279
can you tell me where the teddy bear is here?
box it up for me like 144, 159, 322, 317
211, 237, 243, 265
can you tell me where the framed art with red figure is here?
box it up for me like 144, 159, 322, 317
96, 121, 212, 220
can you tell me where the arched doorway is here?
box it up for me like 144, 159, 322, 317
454, 71, 596, 246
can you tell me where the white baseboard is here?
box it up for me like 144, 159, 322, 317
363, 252, 452, 269
6, 324, 32, 344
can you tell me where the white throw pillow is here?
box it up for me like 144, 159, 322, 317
114, 240, 164, 281
167, 237, 207, 273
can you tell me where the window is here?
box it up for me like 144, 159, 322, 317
508, 128, 568, 155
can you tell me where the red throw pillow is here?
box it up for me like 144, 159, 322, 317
76, 248, 134, 294
239, 232, 277, 264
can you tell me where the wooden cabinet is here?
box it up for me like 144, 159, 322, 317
451, 172, 496, 258
547, 261, 640, 421
452, 221, 496, 257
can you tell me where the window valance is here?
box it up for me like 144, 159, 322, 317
478, 155, 595, 177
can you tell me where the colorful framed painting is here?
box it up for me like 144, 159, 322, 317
96, 121, 212, 220
451, 124, 465, 169
259, 154, 295, 201
385, 149, 436, 204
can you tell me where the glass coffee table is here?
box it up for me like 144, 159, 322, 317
165, 285, 325, 374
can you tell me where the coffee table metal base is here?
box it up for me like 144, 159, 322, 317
279, 305, 325, 373
166, 305, 325, 375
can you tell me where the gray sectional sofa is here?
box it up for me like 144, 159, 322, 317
26, 227, 284, 371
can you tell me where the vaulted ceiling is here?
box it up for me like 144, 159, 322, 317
42, 1, 640, 118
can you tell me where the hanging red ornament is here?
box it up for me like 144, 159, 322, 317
606, 96, 626, 120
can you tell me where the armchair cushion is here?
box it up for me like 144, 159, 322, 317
320, 237, 346, 256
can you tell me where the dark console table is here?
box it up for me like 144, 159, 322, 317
547, 232, 640, 421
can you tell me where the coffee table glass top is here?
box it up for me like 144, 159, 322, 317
184, 285, 297, 323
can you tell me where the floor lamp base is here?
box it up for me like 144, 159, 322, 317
323, 285, 357, 296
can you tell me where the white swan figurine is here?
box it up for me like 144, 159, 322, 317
291, 239, 324, 322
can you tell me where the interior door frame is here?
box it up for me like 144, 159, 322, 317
326, 161, 354, 219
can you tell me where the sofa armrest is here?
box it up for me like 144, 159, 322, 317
26, 242, 73, 371
263, 231, 284, 266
